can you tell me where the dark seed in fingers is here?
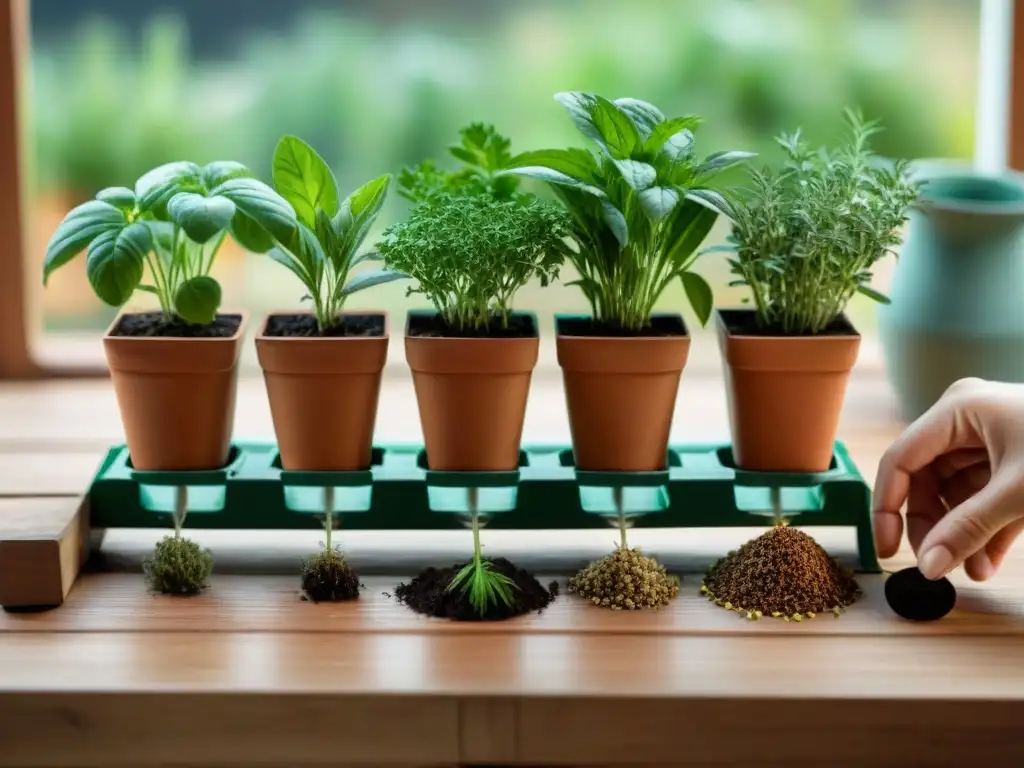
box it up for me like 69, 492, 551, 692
884, 567, 956, 622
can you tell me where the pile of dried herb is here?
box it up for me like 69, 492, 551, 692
702, 525, 861, 621
568, 546, 680, 610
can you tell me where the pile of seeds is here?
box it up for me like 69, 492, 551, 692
702, 525, 861, 621
568, 546, 680, 610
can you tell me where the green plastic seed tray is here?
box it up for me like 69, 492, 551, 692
87, 441, 879, 572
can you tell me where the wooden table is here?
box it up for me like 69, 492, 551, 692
3, 368, 1024, 767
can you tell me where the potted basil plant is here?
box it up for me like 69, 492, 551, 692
503, 92, 754, 471
255, 136, 407, 471
42, 160, 298, 472
713, 111, 919, 472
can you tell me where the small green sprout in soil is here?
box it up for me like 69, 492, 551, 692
701, 524, 861, 621
143, 534, 213, 596
718, 109, 920, 335
299, 506, 362, 603
568, 546, 680, 610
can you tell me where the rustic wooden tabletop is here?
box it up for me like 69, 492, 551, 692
3, 360, 1024, 767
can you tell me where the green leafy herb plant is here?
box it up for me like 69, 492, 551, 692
447, 495, 517, 618
502, 92, 755, 330
266, 136, 408, 331
715, 110, 920, 335
42, 160, 298, 325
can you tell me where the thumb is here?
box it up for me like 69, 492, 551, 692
916, 475, 1021, 580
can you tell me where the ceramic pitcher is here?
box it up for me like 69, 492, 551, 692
879, 170, 1024, 421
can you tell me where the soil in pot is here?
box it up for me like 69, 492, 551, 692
143, 535, 214, 596
409, 312, 534, 338
111, 312, 242, 338
701, 525, 861, 621
568, 546, 680, 610
263, 314, 385, 338
393, 558, 557, 621
300, 548, 363, 603
557, 315, 685, 338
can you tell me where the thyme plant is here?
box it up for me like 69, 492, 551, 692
447, 499, 516, 617
268, 136, 407, 331
502, 92, 755, 330
42, 161, 298, 324
718, 110, 920, 335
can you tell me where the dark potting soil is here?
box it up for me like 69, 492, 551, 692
718, 308, 858, 338
407, 312, 537, 339
264, 313, 385, 338
884, 566, 956, 622
702, 525, 861, 620
393, 557, 557, 621
556, 315, 686, 338
111, 312, 242, 338
300, 550, 363, 603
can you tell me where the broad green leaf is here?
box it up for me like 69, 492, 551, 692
144, 220, 175, 256
229, 211, 275, 254
96, 187, 137, 213
645, 116, 702, 156
134, 161, 201, 199
661, 130, 696, 162
857, 285, 891, 304
697, 150, 757, 176
685, 188, 733, 219
201, 161, 251, 189
639, 186, 681, 223
272, 135, 339, 228
613, 98, 665, 140
139, 175, 203, 219
601, 200, 630, 248
43, 200, 126, 285
167, 192, 237, 244
664, 200, 718, 267
85, 222, 150, 306
174, 275, 222, 324
500, 166, 607, 198
589, 95, 641, 159
681, 271, 714, 328
554, 91, 606, 146
340, 268, 408, 298
505, 148, 598, 184
613, 159, 657, 191
212, 177, 299, 247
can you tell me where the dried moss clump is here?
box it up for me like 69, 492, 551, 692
301, 548, 362, 603
143, 535, 213, 596
568, 546, 680, 610
702, 525, 861, 621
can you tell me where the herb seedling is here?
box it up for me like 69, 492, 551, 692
300, 498, 361, 602
142, 498, 212, 596
376, 190, 575, 333
446, 492, 518, 617
42, 161, 299, 324
716, 110, 920, 335
502, 92, 755, 331
267, 136, 408, 331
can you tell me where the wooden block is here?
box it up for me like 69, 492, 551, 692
0, 496, 88, 608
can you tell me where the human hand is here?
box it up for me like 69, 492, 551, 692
873, 378, 1024, 581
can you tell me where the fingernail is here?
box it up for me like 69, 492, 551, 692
919, 545, 953, 580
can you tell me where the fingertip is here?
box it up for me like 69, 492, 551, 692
872, 510, 903, 559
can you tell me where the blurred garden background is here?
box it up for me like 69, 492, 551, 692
28, 0, 980, 357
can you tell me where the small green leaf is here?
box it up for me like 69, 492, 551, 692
857, 285, 891, 304
697, 150, 757, 176
505, 148, 599, 184
340, 268, 408, 298
664, 199, 719, 268
590, 95, 642, 158
213, 177, 299, 247
137, 284, 160, 295
267, 247, 312, 287
645, 116, 702, 156
639, 186, 681, 223
174, 275, 222, 325
351, 250, 384, 266
96, 187, 137, 213
334, 174, 391, 254
201, 161, 251, 189
554, 91, 607, 147
660, 130, 696, 162
134, 161, 202, 199
43, 200, 126, 285
614, 159, 657, 191
273, 135, 339, 228
500, 166, 607, 198
681, 271, 713, 328
601, 201, 630, 247
613, 97, 665, 140
167, 192, 237, 244
685, 188, 733, 219
85, 222, 150, 306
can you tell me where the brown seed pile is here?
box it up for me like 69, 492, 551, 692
568, 546, 680, 610
702, 525, 861, 621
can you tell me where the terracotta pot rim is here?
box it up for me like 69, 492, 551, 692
554, 312, 690, 341
256, 309, 390, 341
715, 307, 861, 340
405, 308, 540, 340
104, 309, 250, 342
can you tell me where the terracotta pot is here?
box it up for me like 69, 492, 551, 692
716, 308, 861, 473
103, 311, 247, 471
555, 313, 690, 472
405, 310, 538, 471
255, 311, 388, 471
